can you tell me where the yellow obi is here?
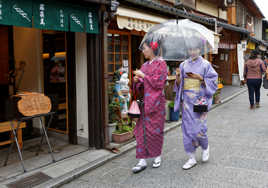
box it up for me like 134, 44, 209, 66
184, 78, 201, 91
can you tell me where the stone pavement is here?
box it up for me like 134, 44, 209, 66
60, 88, 268, 188
0, 85, 247, 188
220, 85, 246, 100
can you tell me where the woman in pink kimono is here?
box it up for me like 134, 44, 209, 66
132, 39, 167, 173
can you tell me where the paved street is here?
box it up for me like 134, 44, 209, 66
61, 89, 268, 188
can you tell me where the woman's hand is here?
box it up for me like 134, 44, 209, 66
134, 69, 145, 78
134, 75, 139, 83
176, 68, 181, 85
186, 72, 203, 81
176, 68, 180, 77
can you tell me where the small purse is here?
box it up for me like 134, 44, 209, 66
263, 71, 268, 89
193, 96, 208, 113
128, 100, 141, 118
128, 81, 141, 118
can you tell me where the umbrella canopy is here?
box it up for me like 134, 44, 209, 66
140, 19, 215, 61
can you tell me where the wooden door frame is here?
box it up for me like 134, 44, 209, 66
66, 32, 78, 144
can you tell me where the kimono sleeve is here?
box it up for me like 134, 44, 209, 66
173, 62, 184, 93
134, 78, 144, 94
203, 63, 218, 98
143, 61, 168, 90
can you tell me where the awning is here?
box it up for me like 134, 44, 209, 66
116, 7, 168, 32
0, 0, 33, 28
0, 0, 99, 33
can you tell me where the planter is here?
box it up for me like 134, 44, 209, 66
169, 107, 179, 121
112, 131, 133, 143
108, 123, 117, 142
213, 89, 221, 104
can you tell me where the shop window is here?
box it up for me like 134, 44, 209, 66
107, 33, 130, 76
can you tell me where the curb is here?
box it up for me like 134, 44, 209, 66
36, 88, 247, 188
210, 88, 247, 111
36, 121, 180, 188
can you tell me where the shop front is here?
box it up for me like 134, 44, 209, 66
106, 6, 170, 143
211, 29, 242, 85
0, 0, 105, 176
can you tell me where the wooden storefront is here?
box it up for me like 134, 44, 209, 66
212, 29, 241, 85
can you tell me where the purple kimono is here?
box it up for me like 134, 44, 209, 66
134, 57, 167, 159
174, 56, 218, 153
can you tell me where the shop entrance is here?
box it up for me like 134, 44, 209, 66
131, 35, 144, 71
42, 31, 68, 135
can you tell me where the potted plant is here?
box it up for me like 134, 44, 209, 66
213, 77, 224, 104
108, 98, 121, 142
112, 118, 135, 143
168, 101, 179, 121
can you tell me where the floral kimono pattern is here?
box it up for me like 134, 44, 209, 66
174, 56, 218, 153
134, 57, 167, 158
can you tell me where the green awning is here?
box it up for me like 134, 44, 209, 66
0, 0, 99, 33
0, 0, 32, 27
33, 0, 69, 31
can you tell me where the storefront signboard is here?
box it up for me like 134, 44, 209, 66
247, 42, 255, 50
33, 0, 69, 31
218, 42, 236, 50
85, 8, 99, 34
8, 0, 33, 27
0, 0, 99, 33
69, 7, 85, 33
0, 0, 12, 25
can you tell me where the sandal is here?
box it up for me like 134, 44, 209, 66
152, 160, 161, 168
132, 164, 147, 173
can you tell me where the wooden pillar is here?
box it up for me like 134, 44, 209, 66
227, 4, 236, 25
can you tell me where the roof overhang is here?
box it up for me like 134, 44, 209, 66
122, 0, 250, 35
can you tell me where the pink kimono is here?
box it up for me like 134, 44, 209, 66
134, 57, 167, 159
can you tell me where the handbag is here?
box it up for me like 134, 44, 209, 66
128, 100, 141, 118
263, 74, 268, 89
193, 96, 208, 113
128, 80, 141, 118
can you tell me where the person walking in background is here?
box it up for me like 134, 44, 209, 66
243, 50, 266, 109
174, 40, 218, 170
132, 38, 167, 173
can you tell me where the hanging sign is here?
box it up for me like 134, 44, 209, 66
0, 0, 99, 33
33, 0, 68, 31
69, 7, 85, 33
0, 0, 12, 25
85, 8, 99, 34
10, 0, 32, 27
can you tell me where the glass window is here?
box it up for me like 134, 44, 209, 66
107, 33, 130, 75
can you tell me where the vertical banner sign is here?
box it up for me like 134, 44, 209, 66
69, 7, 85, 33
33, 0, 68, 31
0, 0, 12, 25
10, 0, 32, 27
237, 44, 245, 81
85, 8, 99, 34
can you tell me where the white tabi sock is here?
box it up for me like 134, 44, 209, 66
138, 159, 147, 166
154, 156, 161, 163
187, 152, 196, 160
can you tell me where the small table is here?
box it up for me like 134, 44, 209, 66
3, 112, 56, 172
0, 121, 26, 149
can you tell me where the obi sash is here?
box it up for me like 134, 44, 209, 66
184, 78, 201, 91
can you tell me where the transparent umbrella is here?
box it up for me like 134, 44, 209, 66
140, 19, 215, 61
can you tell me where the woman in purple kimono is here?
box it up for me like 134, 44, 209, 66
174, 41, 218, 170
132, 39, 167, 173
